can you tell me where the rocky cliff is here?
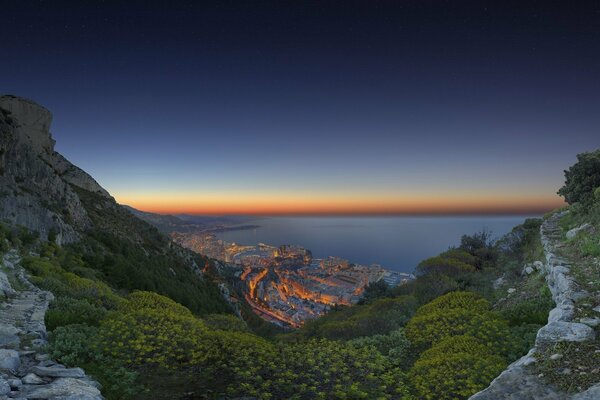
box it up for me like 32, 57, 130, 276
0, 95, 110, 245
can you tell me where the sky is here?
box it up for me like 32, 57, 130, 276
2, 1, 599, 215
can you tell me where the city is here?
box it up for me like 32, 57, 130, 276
172, 232, 414, 327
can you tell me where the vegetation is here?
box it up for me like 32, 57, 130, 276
2, 167, 571, 399
558, 148, 600, 208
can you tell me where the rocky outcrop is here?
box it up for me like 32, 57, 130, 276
566, 223, 594, 240
0, 95, 112, 244
0, 250, 102, 399
470, 212, 598, 399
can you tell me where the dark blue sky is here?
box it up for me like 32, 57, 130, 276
2, 1, 599, 214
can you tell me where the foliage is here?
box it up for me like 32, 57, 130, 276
416, 255, 475, 275
97, 305, 207, 369
22, 256, 123, 309
506, 323, 541, 361
405, 292, 510, 355
203, 313, 249, 332
358, 279, 391, 304
558, 148, 600, 207
49, 324, 141, 400
348, 328, 413, 369
299, 296, 417, 340
409, 338, 505, 400
46, 297, 107, 331
248, 339, 411, 400
499, 287, 554, 326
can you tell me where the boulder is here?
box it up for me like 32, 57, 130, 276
579, 317, 600, 327
0, 271, 16, 299
0, 378, 10, 396
0, 349, 20, 372
536, 321, 596, 345
566, 223, 594, 239
548, 303, 575, 323
522, 265, 534, 275
30, 366, 85, 378
21, 373, 44, 385
572, 383, 600, 400
0, 324, 21, 349
17, 377, 103, 400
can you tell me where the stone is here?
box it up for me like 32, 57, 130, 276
523, 266, 534, 275
21, 373, 44, 385
533, 260, 544, 271
492, 276, 505, 290
17, 377, 103, 400
0, 349, 20, 372
566, 223, 594, 240
7, 378, 21, 389
30, 366, 85, 378
536, 321, 596, 345
573, 383, 600, 399
507, 287, 516, 294
548, 303, 575, 322
0, 378, 9, 396
34, 353, 49, 361
593, 305, 600, 314
550, 353, 563, 360
0, 271, 16, 299
579, 317, 600, 327
0, 324, 21, 349
37, 360, 56, 367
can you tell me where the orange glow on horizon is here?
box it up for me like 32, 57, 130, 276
115, 191, 565, 216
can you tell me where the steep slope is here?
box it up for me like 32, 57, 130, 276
0, 95, 112, 244
0, 95, 230, 316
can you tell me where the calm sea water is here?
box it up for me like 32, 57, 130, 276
214, 216, 536, 274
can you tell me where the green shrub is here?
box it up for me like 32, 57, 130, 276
409, 344, 505, 400
49, 324, 141, 400
558, 149, 600, 207
349, 328, 412, 368
203, 314, 249, 332
405, 292, 510, 354
300, 296, 417, 340
97, 307, 206, 369
46, 297, 107, 331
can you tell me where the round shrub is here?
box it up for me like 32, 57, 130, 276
409, 348, 505, 400
120, 290, 193, 316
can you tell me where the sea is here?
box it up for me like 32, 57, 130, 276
214, 216, 537, 274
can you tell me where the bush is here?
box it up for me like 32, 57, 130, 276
348, 328, 412, 368
257, 339, 411, 400
46, 297, 107, 331
203, 313, 249, 332
300, 296, 417, 340
97, 307, 206, 369
409, 344, 505, 399
405, 292, 510, 354
558, 149, 600, 207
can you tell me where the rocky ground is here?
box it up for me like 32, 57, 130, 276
0, 250, 103, 400
471, 212, 600, 399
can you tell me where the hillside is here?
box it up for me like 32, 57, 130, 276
0, 96, 599, 399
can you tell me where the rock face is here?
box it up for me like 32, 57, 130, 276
470, 212, 597, 399
0, 250, 103, 399
566, 223, 594, 240
0, 95, 112, 244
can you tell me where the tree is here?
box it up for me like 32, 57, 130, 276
558, 149, 600, 207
